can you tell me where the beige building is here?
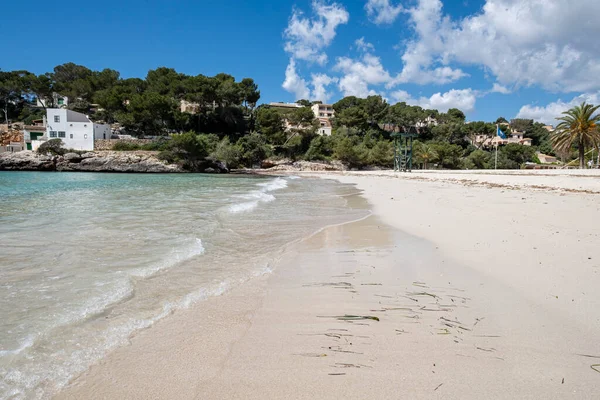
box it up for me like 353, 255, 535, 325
180, 99, 200, 114
473, 129, 532, 148
268, 102, 302, 110
311, 103, 334, 119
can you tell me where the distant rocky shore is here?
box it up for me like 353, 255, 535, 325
0, 151, 186, 173
0, 151, 355, 174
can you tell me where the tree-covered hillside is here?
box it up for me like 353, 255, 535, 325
1, 65, 558, 169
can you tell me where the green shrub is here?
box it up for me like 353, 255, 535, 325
37, 139, 66, 155
500, 143, 537, 167
112, 141, 142, 151
237, 133, 271, 167
211, 137, 242, 169
140, 140, 170, 151
333, 136, 363, 168
304, 135, 333, 161
465, 149, 492, 169
430, 142, 464, 169
367, 140, 393, 167
158, 132, 219, 170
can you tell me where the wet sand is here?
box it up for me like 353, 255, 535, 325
57, 171, 600, 399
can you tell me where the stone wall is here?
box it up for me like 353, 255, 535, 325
94, 139, 154, 151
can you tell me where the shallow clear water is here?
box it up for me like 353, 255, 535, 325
0, 172, 367, 400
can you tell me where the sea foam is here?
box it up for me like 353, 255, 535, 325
130, 238, 205, 278
228, 177, 288, 214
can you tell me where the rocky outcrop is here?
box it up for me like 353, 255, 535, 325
0, 151, 185, 173
0, 151, 56, 171
0, 128, 24, 146
261, 159, 347, 172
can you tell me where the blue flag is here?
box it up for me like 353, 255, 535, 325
497, 125, 507, 139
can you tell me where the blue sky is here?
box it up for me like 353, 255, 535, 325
3, 0, 600, 125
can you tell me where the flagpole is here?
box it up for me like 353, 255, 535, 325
495, 124, 498, 170
495, 142, 498, 170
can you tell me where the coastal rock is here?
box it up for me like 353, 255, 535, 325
192, 159, 229, 173
0, 150, 185, 173
63, 153, 82, 163
0, 151, 56, 171
261, 158, 292, 169
264, 160, 347, 172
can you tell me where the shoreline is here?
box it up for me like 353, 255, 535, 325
57, 171, 600, 399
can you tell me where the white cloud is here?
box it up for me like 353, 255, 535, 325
391, 88, 478, 112
391, 0, 468, 85
284, 1, 349, 65
516, 93, 600, 125
365, 0, 403, 25
311, 73, 337, 102
355, 37, 374, 52
282, 59, 311, 100
282, 59, 338, 102
491, 83, 511, 94
334, 53, 393, 97
395, 0, 600, 91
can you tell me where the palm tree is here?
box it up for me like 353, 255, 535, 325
551, 102, 600, 168
414, 142, 438, 169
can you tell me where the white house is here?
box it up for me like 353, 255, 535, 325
37, 93, 68, 108
45, 109, 110, 151
317, 118, 332, 136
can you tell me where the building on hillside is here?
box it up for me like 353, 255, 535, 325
416, 116, 438, 127
473, 130, 532, 149
45, 109, 110, 151
318, 118, 332, 136
180, 99, 200, 114
507, 131, 533, 146
311, 103, 334, 119
23, 118, 47, 151
266, 102, 333, 135
543, 125, 554, 132
536, 152, 558, 164
268, 102, 303, 110
524, 152, 560, 169
36, 93, 68, 108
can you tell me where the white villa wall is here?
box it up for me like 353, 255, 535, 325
46, 109, 95, 151
31, 140, 45, 151
318, 126, 332, 136
93, 124, 111, 140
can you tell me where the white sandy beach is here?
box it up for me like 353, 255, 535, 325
57, 170, 600, 399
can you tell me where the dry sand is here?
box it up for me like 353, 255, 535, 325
57, 170, 600, 399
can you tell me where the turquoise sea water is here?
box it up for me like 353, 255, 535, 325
0, 172, 367, 400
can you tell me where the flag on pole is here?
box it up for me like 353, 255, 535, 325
497, 125, 507, 139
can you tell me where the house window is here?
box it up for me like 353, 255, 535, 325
49, 131, 57, 138
58, 131, 66, 138
70, 134, 73, 139
54, 115, 60, 123
57, 98, 64, 105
